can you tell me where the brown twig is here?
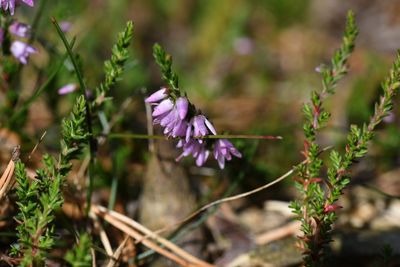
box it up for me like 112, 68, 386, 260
0, 147, 20, 200
91, 205, 213, 267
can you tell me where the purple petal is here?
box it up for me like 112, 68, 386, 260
193, 115, 207, 136
204, 118, 217, 135
230, 147, 242, 158
152, 98, 173, 116
10, 41, 36, 64
145, 88, 168, 103
185, 120, 193, 142
58, 83, 77, 95
217, 155, 225, 169
176, 97, 188, 119
196, 148, 209, 166
20, 0, 34, 6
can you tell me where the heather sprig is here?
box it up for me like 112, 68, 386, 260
292, 11, 358, 265
64, 233, 92, 267
148, 44, 242, 169
12, 95, 89, 265
93, 21, 134, 108
153, 43, 180, 96
292, 11, 400, 266
12, 159, 64, 266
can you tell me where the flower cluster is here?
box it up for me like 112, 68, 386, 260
1, 0, 34, 16
146, 88, 242, 169
0, 0, 36, 64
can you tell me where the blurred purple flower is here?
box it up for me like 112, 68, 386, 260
213, 139, 242, 169
1, 0, 34, 15
58, 83, 78, 95
176, 139, 210, 167
10, 40, 36, 64
1, 0, 16, 15
9, 21, 30, 38
60, 21, 72, 33
19, 0, 34, 7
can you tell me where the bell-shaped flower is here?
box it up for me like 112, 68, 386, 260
176, 139, 210, 167
1, 0, 34, 15
9, 21, 30, 38
1, 0, 16, 15
213, 139, 242, 169
186, 115, 217, 142
10, 40, 36, 64
145, 87, 168, 103
152, 98, 174, 117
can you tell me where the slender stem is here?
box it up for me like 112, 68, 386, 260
29, 0, 48, 44
51, 18, 96, 216
108, 133, 282, 140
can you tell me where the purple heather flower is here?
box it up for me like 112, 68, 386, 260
213, 139, 242, 169
1, 0, 16, 15
157, 99, 189, 138
145, 87, 168, 103
58, 83, 78, 95
9, 21, 30, 38
186, 115, 217, 142
60, 21, 72, 32
152, 98, 174, 117
10, 40, 36, 64
176, 139, 210, 167
1, 0, 34, 15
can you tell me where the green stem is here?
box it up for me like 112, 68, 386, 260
108, 133, 282, 140
52, 18, 96, 216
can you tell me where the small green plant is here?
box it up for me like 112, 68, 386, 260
291, 11, 400, 266
10, 20, 134, 265
64, 233, 92, 267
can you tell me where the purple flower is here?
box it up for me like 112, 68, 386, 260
145, 88, 242, 169
0, 0, 34, 15
60, 21, 72, 32
152, 98, 174, 117
176, 139, 210, 166
9, 21, 30, 38
145, 87, 168, 103
156, 97, 190, 138
10, 40, 36, 64
1, 0, 15, 15
58, 83, 78, 95
213, 139, 242, 169
186, 115, 216, 142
